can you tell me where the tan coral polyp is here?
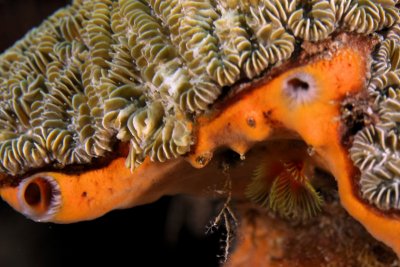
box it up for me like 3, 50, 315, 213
190, 47, 400, 256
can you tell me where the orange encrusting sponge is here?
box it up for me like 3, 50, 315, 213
190, 47, 400, 256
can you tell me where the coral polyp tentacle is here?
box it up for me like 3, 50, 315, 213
288, 0, 336, 42
242, 4, 295, 78
369, 26, 400, 95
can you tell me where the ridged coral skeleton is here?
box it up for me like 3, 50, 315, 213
1, 0, 400, 264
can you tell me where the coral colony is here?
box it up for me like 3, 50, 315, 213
1, 0, 400, 264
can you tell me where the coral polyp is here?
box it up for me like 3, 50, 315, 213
350, 125, 400, 210
288, 0, 336, 41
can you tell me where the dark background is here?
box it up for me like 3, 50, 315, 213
0, 1, 221, 266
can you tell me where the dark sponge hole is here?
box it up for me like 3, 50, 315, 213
287, 78, 309, 91
23, 178, 53, 208
24, 182, 41, 206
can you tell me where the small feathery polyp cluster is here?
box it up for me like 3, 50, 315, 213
0, 0, 398, 176
350, 22, 400, 211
